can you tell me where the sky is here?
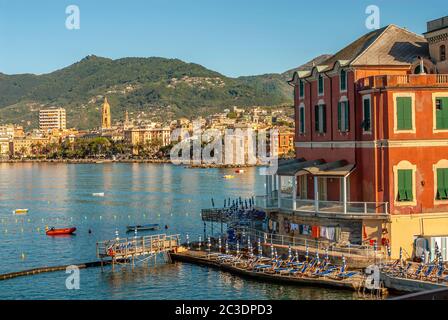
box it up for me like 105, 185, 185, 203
0, 0, 446, 77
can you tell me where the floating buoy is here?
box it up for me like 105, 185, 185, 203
21, 253, 26, 260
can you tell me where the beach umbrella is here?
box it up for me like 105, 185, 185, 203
225, 240, 229, 255
271, 243, 274, 259
325, 248, 329, 263
236, 241, 240, 256
218, 237, 222, 252
186, 234, 190, 249
258, 238, 262, 257
373, 240, 377, 252
342, 255, 346, 271
198, 236, 202, 250
387, 244, 391, 258
305, 245, 309, 262
115, 229, 119, 241
295, 250, 299, 262
207, 237, 211, 253
316, 252, 320, 264
288, 245, 292, 260
211, 198, 215, 208
224, 199, 226, 208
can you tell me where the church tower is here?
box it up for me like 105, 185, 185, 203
101, 97, 111, 130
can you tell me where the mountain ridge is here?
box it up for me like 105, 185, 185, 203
0, 54, 330, 129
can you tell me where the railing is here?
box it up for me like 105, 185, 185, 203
255, 195, 389, 215
96, 234, 180, 259
357, 74, 448, 90
232, 227, 384, 259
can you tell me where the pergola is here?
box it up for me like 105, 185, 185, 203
266, 158, 356, 214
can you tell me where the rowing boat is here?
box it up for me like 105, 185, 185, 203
46, 227, 77, 236
126, 224, 160, 232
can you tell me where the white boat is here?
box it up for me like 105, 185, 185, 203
92, 192, 105, 197
380, 271, 448, 293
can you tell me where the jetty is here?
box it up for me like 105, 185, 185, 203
96, 233, 181, 270
170, 249, 387, 298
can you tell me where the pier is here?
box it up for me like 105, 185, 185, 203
96, 233, 181, 270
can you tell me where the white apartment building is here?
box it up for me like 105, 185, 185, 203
39, 108, 67, 131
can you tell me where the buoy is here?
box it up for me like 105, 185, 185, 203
21, 253, 26, 260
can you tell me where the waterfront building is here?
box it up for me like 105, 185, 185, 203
124, 126, 171, 155
277, 128, 294, 157
256, 21, 448, 260
9, 136, 50, 157
39, 108, 66, 131
101, 97, 112, 130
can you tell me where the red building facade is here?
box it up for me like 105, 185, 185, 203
257, 21, 448, 260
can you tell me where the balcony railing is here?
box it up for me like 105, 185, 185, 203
255, 195, 389, 215
357, 74, 448, 90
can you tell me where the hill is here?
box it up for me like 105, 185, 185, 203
0, 55, 329, 129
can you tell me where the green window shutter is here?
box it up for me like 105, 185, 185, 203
322, 105, 327, 133
363, 98, 371, 131
318, 76, 324, 94
340, 70, 346, 91
436, 97, 448, 130
397, 97, 412, 130
345, 102, 350, 131
337, 103, 342, 131
437, 168, 448, 200
299, 107, 305, 133
398, 169, 413, 202
314, 105, 319, 131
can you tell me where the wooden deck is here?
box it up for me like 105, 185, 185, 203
170, 250, 371, 293
96, 234, 180, 269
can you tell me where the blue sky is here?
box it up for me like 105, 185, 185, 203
0, 0, 446, 77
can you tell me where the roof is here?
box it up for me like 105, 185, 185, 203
276, 158, 323, 176
302, 160, 355, 177
294, 25, 429, 80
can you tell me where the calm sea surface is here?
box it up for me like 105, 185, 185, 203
0, 163, 360, 300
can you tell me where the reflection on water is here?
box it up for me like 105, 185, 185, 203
0, 163, 358, 300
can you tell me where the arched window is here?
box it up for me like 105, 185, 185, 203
440, 45, 446, 62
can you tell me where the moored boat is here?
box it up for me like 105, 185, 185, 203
126, 224, 160, 232
92, 192, 105, 197
13, 209, 28, 215
223, 175, 235, 179
45, 227, 77, 236
380, 271, 448, 293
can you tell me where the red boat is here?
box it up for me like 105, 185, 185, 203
46, 227, 77, 236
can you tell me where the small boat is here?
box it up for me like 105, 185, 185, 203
92, 192, 105, 197
46, 227, 77, 236
223, 175, 235, 179
235, 169, 245, 174
126, 224, 160, 232
13, 209, 28, 215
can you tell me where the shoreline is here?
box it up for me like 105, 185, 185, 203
0, 158, 268, 168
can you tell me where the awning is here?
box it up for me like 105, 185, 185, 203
301, 160, 355, 177
276, 158, 324, 176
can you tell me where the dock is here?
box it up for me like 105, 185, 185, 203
96, 234, 181, 270
169, 250, 385, 296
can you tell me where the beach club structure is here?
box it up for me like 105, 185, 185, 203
256, 17, 448, 261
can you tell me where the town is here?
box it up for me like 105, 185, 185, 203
0, 100, 295, 162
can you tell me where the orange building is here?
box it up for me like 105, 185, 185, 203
257, 19, 448, 260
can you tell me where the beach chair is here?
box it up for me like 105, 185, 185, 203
407, 264, 424, 279
420, 264, 436, 280
331, 263, 358, 279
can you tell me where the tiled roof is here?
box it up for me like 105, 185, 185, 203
297, 25, 429, 78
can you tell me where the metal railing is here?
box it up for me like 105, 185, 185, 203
357, 74, 448, 90
232, 227, 384, 259
255, 195, 389, 215
96, 234, 180, 259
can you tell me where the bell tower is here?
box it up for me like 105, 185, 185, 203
101, 97, 111, 130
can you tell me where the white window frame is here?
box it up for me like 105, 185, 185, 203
362, 95, 372, 135
393, 160, 417, 207
393, 92, 416, 134
433, 159, 448, 205
340, 69, 347, 93
317, 75, 324, 97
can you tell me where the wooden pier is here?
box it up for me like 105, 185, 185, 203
96, 234, 181, 270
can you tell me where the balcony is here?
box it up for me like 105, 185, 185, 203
357, 74, 448, 91
255, 195, 389, 218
